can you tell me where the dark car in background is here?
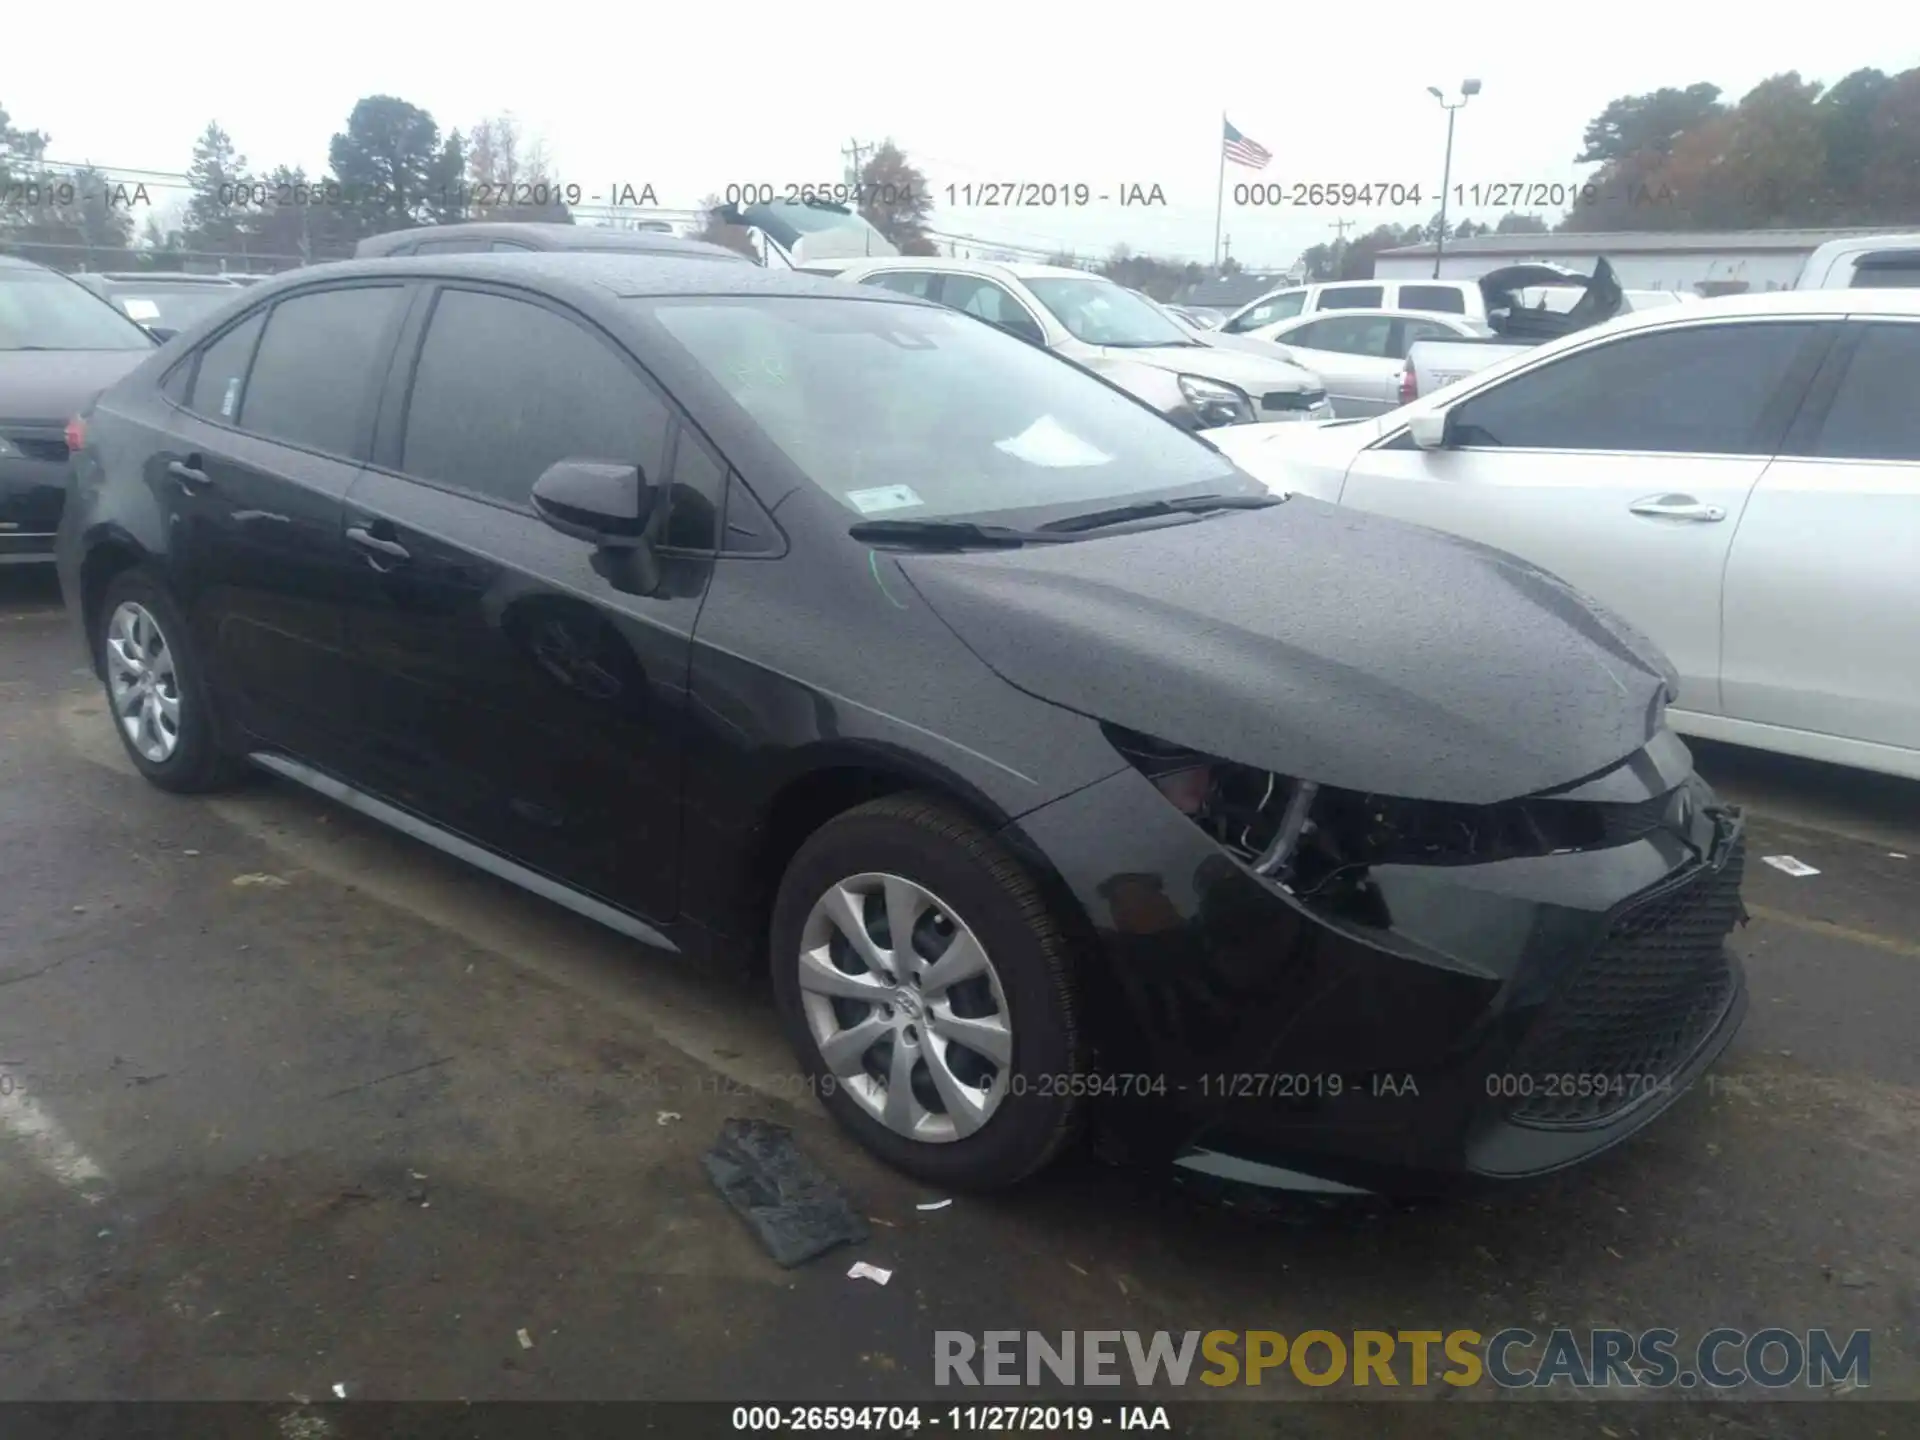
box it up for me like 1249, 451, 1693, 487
69, 272, 249, 339
353, 221, 750, 262
59, 253, 1746, 1197
1, 255, 156, 565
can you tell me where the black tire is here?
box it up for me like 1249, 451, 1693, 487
95, 569, 248, 794
770, 793, 1087, 1191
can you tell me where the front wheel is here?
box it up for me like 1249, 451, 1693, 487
770, 795, 1087, 1191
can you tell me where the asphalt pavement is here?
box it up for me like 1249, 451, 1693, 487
1, 566, 1915, 1437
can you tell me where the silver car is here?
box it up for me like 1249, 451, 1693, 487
834, 258, 1331, 429
1252, 309, 1490, 417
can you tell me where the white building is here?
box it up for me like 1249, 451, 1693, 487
1372, 227, 1920, 294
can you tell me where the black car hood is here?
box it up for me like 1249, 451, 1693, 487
0, 349, 152, 423
897, 498, 1676, 805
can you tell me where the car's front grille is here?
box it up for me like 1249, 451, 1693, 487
1261, 389, 1326, 412
1502, 837, 1745, 1129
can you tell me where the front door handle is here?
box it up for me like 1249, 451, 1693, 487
1629, 494, 1726, 523
347, 525, 411, 563
166, 457, 212, 490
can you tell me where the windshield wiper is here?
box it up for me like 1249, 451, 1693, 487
848, 518, 1066, 549
1037, 492, 1284, 534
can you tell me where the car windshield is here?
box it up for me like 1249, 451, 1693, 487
1023, 277, 1197, 348
0, 268, 155, 351
644, 296, 1247, 525
101, 284, 241, 330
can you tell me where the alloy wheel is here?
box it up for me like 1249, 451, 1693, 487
105, 601, 183, 764
796, 872, 1013, 1143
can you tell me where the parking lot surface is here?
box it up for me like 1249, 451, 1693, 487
2, 567, 1915, 1434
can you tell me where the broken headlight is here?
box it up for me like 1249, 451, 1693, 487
1104, 723, 1671, 899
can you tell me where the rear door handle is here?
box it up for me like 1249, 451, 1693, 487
346, 525, 411, 563
166, 458, 212, 490
1628, 494, 1726, 523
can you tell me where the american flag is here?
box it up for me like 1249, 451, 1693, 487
1223, 119, 1272, 170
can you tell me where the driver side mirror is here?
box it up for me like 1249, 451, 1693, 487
1408, 408, 1455, 450
145, 324, 178, 343
532, 459, 660, 546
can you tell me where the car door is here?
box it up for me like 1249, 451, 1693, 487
1337, 317, 1835, 718
339, 282, 721, 920
1276, 315, 1396, 414
151, 282, 410, 773
1719, 318, 1920, 759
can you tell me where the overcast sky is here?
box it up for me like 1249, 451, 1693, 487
6, 5, 1898, 267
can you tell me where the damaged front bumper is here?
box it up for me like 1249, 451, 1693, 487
1001, 734, 1748, 1196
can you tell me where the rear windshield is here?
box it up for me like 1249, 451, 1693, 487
0, 268, 155, 351
100, 283, 243, 330
641, 296, 1244, 525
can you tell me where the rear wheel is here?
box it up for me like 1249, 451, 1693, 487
96, 571, 246, 793
771, 794, 1086, 1191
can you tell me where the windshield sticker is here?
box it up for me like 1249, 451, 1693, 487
221, 376, 240, 419
845, 485, 923, 516
995, 415, 1113, 468
121, 298, 161, 321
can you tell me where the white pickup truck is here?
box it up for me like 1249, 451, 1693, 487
1398, 260, 1642, 399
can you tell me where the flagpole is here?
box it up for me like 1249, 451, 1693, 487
1213, 113, 1227, 268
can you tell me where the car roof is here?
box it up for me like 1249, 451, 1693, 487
1272, 307, 1477, 325
0, 254, 54, 272
83, 272, 244, 284
1587, 287, 1920, 331
1805, 231, 1920, 259
838, 256, 1101, 284
240, 251, 924, 303
355, 222, 738, 260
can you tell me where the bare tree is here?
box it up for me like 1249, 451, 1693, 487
465, 113, 568, 220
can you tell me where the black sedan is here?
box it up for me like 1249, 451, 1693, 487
57, 254, 1747, 1195
2, 256, 157, 565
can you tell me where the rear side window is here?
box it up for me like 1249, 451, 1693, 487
1397, 284, 1467, 314
1294, 315, 1394, 356
239, 287, 404, 456
414, 237, 494, 254
1449, 322, 1813, 455
862, 271, 936, 298
1849, 250, 1920, 289
1812, 324, 1920, 460
400, 288, 671, 507
1315, 285, 1384, 310
187, 310, 266, 422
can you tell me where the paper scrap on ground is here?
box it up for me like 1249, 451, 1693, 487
331, 1383, 347, 1399
1761, 855, 1820, 877
847, 1261, 892, 1285
232, 873, 290, 888
657, 1111, 683, 1125
516, 1328, 533, 1350
915, 1199, 952, 1211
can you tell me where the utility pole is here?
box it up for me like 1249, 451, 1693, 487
842, 139, 875, 189
1329, 217, 1354, 241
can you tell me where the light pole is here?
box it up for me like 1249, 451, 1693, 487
1428, 79, 1481, 279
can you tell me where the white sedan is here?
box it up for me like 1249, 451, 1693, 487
1208, 290, 1920, 781
1244, 309, 1490, 417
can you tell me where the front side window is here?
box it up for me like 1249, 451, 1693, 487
1849, 250, 1920, 289
940, 277, 1044, 342
1296, 316, 1394, 357
401, 288, 671, 506
1224, 291, 1307, 333
1811, 323, 1920, 461
1316, 285, 1385, 310
1448, 321, 1814, 455
643, 296, 1248, 527
0, 267, 155, 351
239, 286, 404, 456
1022, 277, 1194, 347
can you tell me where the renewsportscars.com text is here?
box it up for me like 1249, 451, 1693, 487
934, 1328, 1870, 1390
